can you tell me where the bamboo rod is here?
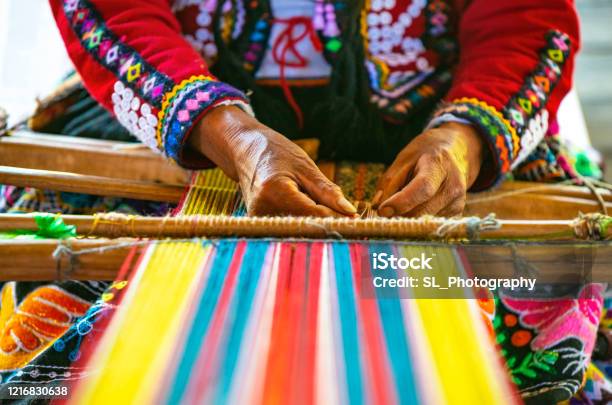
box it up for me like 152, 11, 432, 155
0, 166, 185, 202
0, 213, 609, 241
1, 238, 610, 281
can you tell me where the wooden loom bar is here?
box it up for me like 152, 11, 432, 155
0, 166, 185, 202
498, 180, 612, 203
0, 213, 609, 240
0, 239, 133, 281
3, 132, 610, 202
1, 238, 610, 281
0, 131, 190, 184
1, 164, 606, 219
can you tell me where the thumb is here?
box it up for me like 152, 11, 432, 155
298, 168, 357, 216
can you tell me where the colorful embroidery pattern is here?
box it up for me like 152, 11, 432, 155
429, 30, 572, 186
62, 0, 252, 162
432, 98, 518, 182
363, 0, 457, 122
62, 0, 174, 107
503, 30, 571, 168
0, 284, 93, 372
157, 75, 251, 161
494, 285, 605, 403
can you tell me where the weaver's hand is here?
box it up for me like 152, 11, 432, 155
190, 106, 357, 217
373, 122, 484, 217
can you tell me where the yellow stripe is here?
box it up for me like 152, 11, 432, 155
71, 242, 211, 405
398, 245, 516, 404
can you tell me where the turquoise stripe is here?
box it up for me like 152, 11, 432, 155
369, 243, 420, 405
213, 241, 269, 404
333, 242, 364, 405
165, 240, 237, 405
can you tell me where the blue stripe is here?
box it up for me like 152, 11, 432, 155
333, 242, 364, 405
213, 241, 269, 404
165, 240, 237, 405
369, 242, 420, 405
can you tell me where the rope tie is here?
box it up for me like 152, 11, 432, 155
579, 177, 608, 215
304, 218, 344, 239
572, 213, 612, 241
434, 214, 500, 240
52, 240, 77, 281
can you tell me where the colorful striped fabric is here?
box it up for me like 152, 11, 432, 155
69, 240, 518, 405
67, 166, 519, 404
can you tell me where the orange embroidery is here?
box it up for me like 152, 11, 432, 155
0, 284, 91, 371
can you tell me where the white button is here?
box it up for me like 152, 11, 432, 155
140, 103, 151, 116
399, 12, 412, 27
372, 0, 383, 12
196, 12, 211, 26
368, 27, 381, 40
367, 13, 379, 26
380, 11, 392, 25
384, 0, 396, 9
196, 28, 211, 41
131, 97, 141, 111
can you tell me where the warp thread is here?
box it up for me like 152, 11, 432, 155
50, 238, 204, 279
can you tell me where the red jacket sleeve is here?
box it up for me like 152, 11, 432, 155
428, 0, 579, 190
49, 0, 252, 168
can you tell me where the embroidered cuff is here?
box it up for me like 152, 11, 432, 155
156, 75, 252, 167
429, 98, 519, 191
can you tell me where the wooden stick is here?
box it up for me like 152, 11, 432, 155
0, 131, 189, 184
465, 193, 611, 220
0, 213, 609, 240
1, 164, 609, 219
0, 239, 132, 281
1, 238, 610, 281
0, 166, 185, 202
498, 180, 612, 203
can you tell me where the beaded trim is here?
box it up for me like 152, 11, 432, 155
157, 75, 251, 162
62, 0, 174, 107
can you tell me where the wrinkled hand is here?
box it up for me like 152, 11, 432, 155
373, 122, 484, 217
190, 106, 356, 217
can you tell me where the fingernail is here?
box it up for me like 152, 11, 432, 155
379, 206, 395, 218
337, 197, 357, 214
372, 190, 383, 206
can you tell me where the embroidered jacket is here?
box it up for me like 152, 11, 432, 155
50, 0, 579, 189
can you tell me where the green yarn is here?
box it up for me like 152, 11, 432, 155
600, 215, 612, 236
326, 39, 342, 53
1, 213, 77, 240
574, 151, 603, 179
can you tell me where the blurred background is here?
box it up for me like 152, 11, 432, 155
0, 0, 610, 181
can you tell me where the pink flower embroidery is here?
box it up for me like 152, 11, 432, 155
501, 284, 604, 355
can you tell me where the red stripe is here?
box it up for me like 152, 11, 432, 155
300, 242, 323, 405
187, 241, 247, 403
261, 242, 301, 405
351, 243, 398, 405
